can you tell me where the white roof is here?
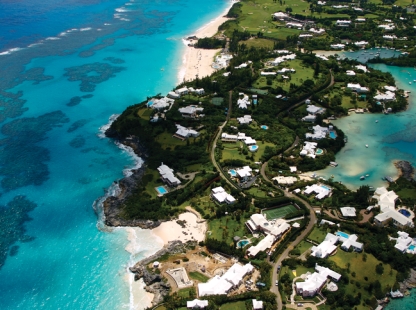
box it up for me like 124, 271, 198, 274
149, 96, 174, 109
311, 241, 337, 258
346, 70, 356, 76
384, 85, 397, 92
252, 299, 263, 310
157, 163, 181, 185
354, 41, 368, 46
271, 53, 296, 65
243, 137, 257, 145
304, 184, 331, 200
296, 264, 340, 296
273, 12, 288, 18
340, 234, 363, 251
290, 166, 297, 172
236, 166, 252, 178
375, 209, 413, 227
315, 264, 341, 281
272, 176, 298, 185
247, 234, 275, 257
340, 207, 356, 217
355, 65, 368, 72
176, 87, 188, 94
222, 133, 238, 140
330, 44, 345, 49
187, 299, 208, 308
320, 219, 335, 226
307, 105, 325, 115
237, 95, 250, 109
212, 186, 225, 194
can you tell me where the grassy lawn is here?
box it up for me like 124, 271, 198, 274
143, 168, 165, 199
220, 301, 248, 310
155, 130, 187, 150
294, 240, 313, 254
307, 226, 328, 243
177, 287, 196, 299
189, 271, 210, 283
221, 141, 275, 163
247, 187, 269, 198
137, 107, 153, 120
397, 188, 416, 200
239, 38, 275, 49
208, 216, 250, 245
328, 251, 397, 309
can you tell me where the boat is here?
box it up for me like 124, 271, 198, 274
366, 174, 369, 177
375, 120, 378, 123
160, 68, 164, 71
410, 82, 412, 85
360, 176, 366, 180
365, 144, 369, 148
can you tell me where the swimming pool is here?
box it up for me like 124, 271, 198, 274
321, 185, 331, 191
316, 148, 323, 155
147, 101, 154, 107
399, 209, 411, 217
156, 186, 168, 195
237, 240, 250, 248
229, 169, 237, 177
408, 245, 415, 251
249, 145, 259, 152
336, 231, 350, 239
261, 125, 268, 130
329, 131, 337, 139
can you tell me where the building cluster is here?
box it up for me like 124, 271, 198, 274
221, 132, 257, 147
302, 104, 326, 123
245, 214, 291, 257
168, 86, 205, 99
373, 187, 414, 228
198, 263, 254, 296
174, 124, 200, 140
311, 232, 363, 258
299, 141, 319, 158
178, 105, 204, 118
392, 231, 416, 254
306, 125, 330, 140
296, 264, 341, 297
211, 186, 236, 204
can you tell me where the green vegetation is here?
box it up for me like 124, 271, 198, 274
209, 215, 250, 245
220, 301, 248, 310
188, 271, 210, 283
177, 287, 196, 299
307, 226, 328, 244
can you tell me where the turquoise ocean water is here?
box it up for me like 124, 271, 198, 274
317, 50, 416, 190
0, 0, 230, 309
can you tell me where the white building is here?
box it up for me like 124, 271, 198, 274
198, 263, 254, 296
174, 124, 200, 139
355, 65, 368, 72
307, 105, 325, 115
296, 264, 341, 297
310, 233, 338, 258
346, 70, 356, 76
384, 85, 397, 92
175, 87, 189, 96
187, 299, 208, 309
356, 18, 366, 22
340, 207, 356, 217
157, 163, 181, 187
237, 94, 250, 109
309, 28, 325, 35
252, 299, 263, 310
270, 54, 296, 66
277, 68, 296, 74
304, 184, 331, 199
392, 231, 415, 254
330, 43, 345, 49
272, 176, 298, 185
261, 71, 277, 76
286, 22, 303, 29
148, 96, 175, 109
374, 91, 395, 101
306, 124, 329, 140
178, 105, 204, 118
354, 41, 368, 47
347, 83, 369, 93
336, 20, 351, 27
221, 133, 238, 142
237, 114, 252, 124
300, 141, 318, 158
379, 24, 395, 31
211, 186, 236, 204
235, 166, 253, 181
213, 53, 233, 69
302, 114, 317, 122
273, 12, 289, 20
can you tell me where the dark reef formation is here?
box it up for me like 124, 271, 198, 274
395, 160, 415, 181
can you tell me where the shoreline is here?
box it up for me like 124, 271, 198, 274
178, 1, 236, 82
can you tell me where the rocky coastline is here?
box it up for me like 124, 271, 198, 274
394, 160, 415, 182
129, 240, 191, 306
398, 268, 416, 293
102, 133, 163, 228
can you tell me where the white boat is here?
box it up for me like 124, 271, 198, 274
375, 120, 378, 123
410, 82, 412, 85
365, 144, 369, 148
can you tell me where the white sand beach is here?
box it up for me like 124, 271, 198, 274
179, 4, 235, 82
152, 212, 207, 245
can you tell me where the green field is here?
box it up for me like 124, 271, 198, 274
208, 216, 249, 244
177, 287, 196, 298
307, 226, 328, 243
239, 38, 275, 49
262, 204, 298, 220
221, 141, 275, 163
189, 271, 210, 283
220, 300, 248, 310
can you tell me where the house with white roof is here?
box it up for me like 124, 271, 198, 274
286, 22, 303, 29
221, 133, 238, 143
237, 94, 250, 109
211, 186, 236, 204
320, 219, 335, 226
354, 41, 368, 47
299, 34, 313, 39
300, 141, 318, 158
252, 299, 263, 310
311, 233, 338, 258
235, 166, 253, 181
237, 114, 252, 124
332, 5, 348, 9
277, 68, 296, 74
261, 71, 277, 76
330, 43, 345, 49
158, 163, 181, 187
379, 24, 395, 31
346, 70, 356, 76
307, 105, 326, 115
317, 1, 326, 5
373, 187, 413, 228
296, 264, 341, 297
384, 86, 397, 92
347, 83, 369, 93
148, 96, 175, 109
306, 125, 329, 140
247, 234, 275, 257
316, 55, 328, 61
272, 176, 298, 185
304, 184, 331, 199
273, 12, 289, 20
374, 91, 395, 101
174, 124, 200, 140
187, 299, 208, 309
340, 207, 356, 217
340, 234, 363, 252
355, 65, 368, 72
270, 54, 296, 66
356, 18, 366, 22
198, 263, 254, 296
383, 35, 397, 40
175, 87, 189, 96
336, 20, 351, 27
302, 114, 317, 122
392, 231, 415, 254
309, 28, 325, 35
213, 53, 233, 69
235, 62, 249, 69
178, 105, 204, 118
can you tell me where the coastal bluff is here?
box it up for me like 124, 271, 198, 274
102, 133, 162, 228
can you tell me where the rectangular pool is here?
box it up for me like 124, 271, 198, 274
336, 231, 350, 239
321, 185, 331, 191
156, 186, 168, 195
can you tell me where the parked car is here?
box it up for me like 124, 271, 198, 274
275, 280, 279, 286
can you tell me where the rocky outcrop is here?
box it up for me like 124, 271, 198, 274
101, 134, 163, 228
398, 268, 416, 292
395, 160, 415, 181
146, 282, 171, 306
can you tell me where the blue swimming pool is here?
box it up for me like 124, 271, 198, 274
316, 148, 323, 155
229, 169, 237, 177
156, 186, 168, 195
399, 209, 411, 217
408, 245, 415, 251
321, 185, 331, 191
237, 240, 250, 248
249, 145, 259, 152
336, 231, 350, 239
261, 125, 268, 130
329, 131, 337, 139
147, 101, 154, 107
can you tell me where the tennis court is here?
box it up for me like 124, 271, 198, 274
263, 204, 298, 220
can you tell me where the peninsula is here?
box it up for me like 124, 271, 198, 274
103, 1, 416, 309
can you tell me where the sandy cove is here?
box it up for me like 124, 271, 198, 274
152, 211, 207, 245
179, 5, 235, 82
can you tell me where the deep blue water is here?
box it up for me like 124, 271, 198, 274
0, 0, 230, 309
